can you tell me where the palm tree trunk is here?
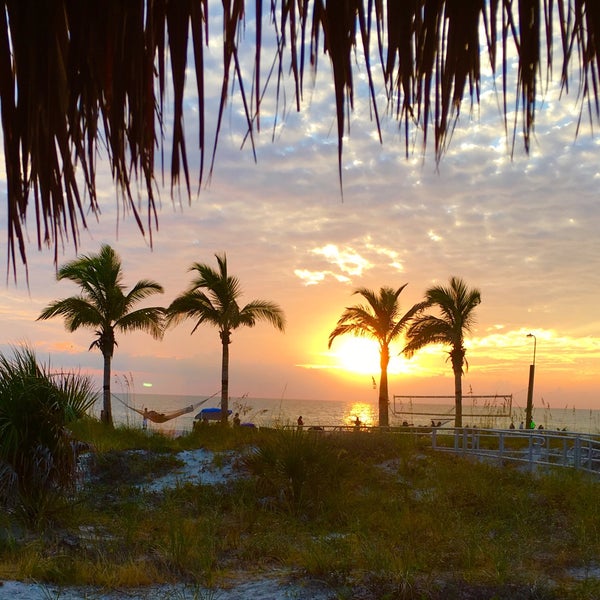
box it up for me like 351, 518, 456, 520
221, 335, 229, 424
451, 347, 464, 428
378, 345, 390, 427
102, 351, 113, 426
453, 366, 462, 428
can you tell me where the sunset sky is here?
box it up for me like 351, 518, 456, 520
1, 8, 599, 416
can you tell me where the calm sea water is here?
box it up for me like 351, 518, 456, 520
103, 393, 600, 435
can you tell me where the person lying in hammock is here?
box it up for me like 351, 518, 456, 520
137, 405, 195, 424
118, 393, 214, 425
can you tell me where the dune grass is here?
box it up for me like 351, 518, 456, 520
1, 422, 599, 599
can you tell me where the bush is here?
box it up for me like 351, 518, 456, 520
0, 345, 96, 524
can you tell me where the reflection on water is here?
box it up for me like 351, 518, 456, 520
346, 402, 376, 427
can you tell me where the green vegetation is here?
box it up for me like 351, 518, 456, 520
0, 346, 96, 526
1, 417, 599, 599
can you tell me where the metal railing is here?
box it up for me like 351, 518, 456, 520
282, 423, 600, 476
430, 427, 600, 477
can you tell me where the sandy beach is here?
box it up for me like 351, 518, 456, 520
1, 576, 335, 599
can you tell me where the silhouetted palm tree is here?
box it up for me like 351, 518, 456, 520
166, 253, 285, 424
38, 245, 165, 426
1, 2, 598, 268
329, 285, 425, 427
403, 277, 481, 428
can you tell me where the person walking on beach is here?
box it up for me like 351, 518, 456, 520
233, 412, 241, 427
297, 416, 304, 431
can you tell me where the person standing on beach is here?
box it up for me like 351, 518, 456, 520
297, 416, 304, 431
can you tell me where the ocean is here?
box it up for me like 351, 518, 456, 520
103, 392, 600, 435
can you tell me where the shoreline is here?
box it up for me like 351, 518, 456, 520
107, 393, 600, 435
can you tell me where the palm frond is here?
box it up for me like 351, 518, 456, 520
169, 253, 286, 334
239, 300, 286, 331
403, 315, 451, 357
3, 2, 600, 270
166, 290, 222, 332
37, 297, 103, 331
115, 307, 166, 340
124, 280, 165, 306
329, 285, 419, 347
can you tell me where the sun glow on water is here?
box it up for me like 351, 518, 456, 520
346, 402, 376, 427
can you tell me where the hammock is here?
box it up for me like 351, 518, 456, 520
116, 391, 219, 424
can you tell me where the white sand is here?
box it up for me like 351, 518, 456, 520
0, 577, 334, 599
141, 448, 240, 491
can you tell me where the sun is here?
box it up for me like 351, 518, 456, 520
332, 336, 414, 376
333, 337, 380, 375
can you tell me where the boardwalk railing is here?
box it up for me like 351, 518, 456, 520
430, 428, 600, 477
281, 424, 600, 476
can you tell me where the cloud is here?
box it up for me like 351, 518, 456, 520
0, 9, 599, 408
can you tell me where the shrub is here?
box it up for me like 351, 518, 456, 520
0, 345, 96, 524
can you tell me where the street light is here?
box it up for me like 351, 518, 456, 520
525, 333, 536, 429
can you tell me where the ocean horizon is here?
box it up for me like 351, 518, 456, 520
101, 392, 600, 435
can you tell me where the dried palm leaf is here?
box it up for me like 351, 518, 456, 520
0, 1, 599, 272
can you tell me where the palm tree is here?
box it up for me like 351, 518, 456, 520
1, 2, 598, 270
328, 285, 425, 428
403, 277, 481, 428
37, 244, 165, 426
166, 253, 285, 424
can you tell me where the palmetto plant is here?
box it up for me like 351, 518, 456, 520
329, 285, 426, 427
1, 2, 598, 268
38, 244, 165, 426
167, 253, 285, 424
403, 276, 482, 428
0, 346, 96, 524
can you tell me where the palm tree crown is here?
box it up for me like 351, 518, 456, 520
167, 253, 285, 423
37, 244, 165, 426
403, 276, 481, 427
329, 285, 425, 427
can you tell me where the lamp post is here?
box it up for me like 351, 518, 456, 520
525, 333, 536, 429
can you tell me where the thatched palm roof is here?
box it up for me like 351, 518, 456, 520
0, 1, 597, 270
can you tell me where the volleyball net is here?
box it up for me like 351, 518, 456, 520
392, 394, 513, 424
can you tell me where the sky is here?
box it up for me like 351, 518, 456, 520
1, 7, 599, 416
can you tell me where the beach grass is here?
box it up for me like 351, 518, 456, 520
1, 422, 599, 599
